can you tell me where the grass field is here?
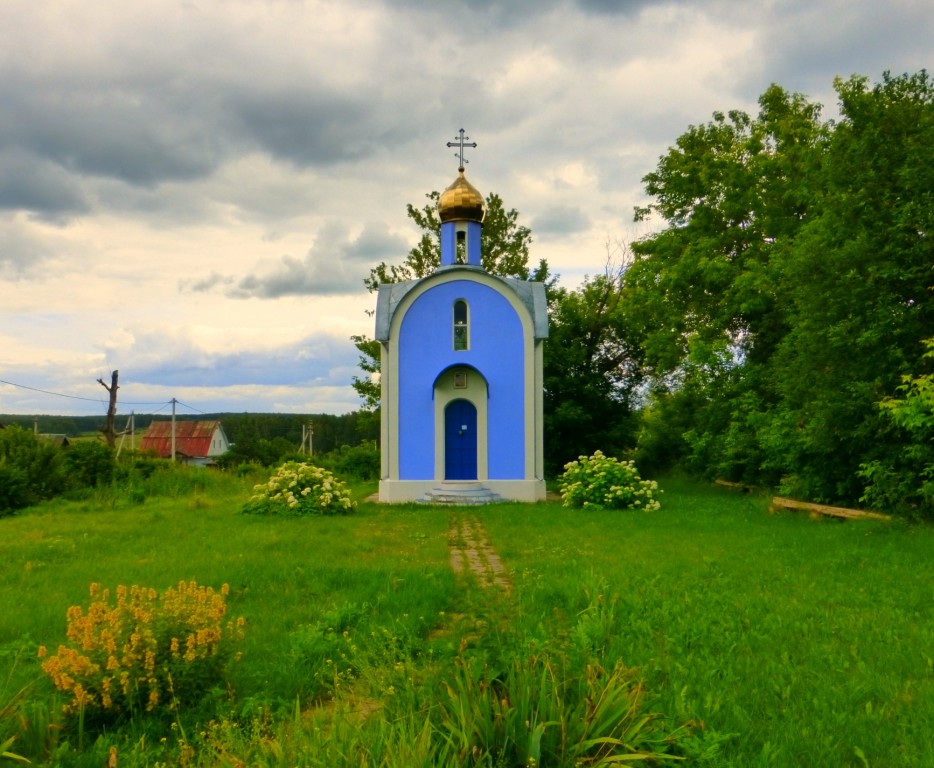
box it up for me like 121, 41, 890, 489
1, 470, 932, 766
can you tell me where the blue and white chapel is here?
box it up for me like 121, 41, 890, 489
376, 134, 548, 503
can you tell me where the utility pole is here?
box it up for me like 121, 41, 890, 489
301, 422, 315, 455
97, 370, 120, 447
116, 411, 134, 460
171, 398, 177, 462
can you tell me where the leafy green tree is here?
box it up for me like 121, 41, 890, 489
543, 262, 645, 475
63, 440, 115, 488
628, 71, 934, 508
312, 441, 381, 481
627, 85, 827, 486
767, 72, 934, 501
350, 336, 383, 412
0, 426, 66, 514
629, 84, 826, 374
352, 190, 549, 410
220, 436, 299, 467
860, 338, 934, 518
217, 413, 377, 460
0, 463, 28, 515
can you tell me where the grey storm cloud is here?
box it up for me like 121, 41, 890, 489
0, 68, 414, 219
0, 80, 389, 211
0, 0, 928, 222
94, 331, 357, 387
702, 2, 934, 104
388, 0, 667, 23
573, 0, 684, 16
0, 78, 222, 188
225, 88, 394, 168
118, 332, 359, 389
0, 149, 90, 220
184, 221, 410, 299
532, 205, 592, 236
0, 0, 768, 222
0, 224, 55, 278
183, 272, 235, 294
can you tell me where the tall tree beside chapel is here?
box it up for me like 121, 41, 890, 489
629, 72, 934, 508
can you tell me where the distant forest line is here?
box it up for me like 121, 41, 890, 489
0, 411, 378, 456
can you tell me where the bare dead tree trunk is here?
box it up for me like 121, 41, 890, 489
98, 370, 119, 448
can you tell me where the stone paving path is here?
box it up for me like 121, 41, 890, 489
448, 514, 511, 592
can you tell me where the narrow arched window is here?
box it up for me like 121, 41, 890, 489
455, 230, 467, 264
453, 299, 469, 351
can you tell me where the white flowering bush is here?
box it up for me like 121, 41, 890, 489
559, 451, 661, 511
243, 461, 356, 516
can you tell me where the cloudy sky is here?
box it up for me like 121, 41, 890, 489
1, 0, 929, 418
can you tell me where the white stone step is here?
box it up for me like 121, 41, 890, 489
418, 483, 504, 505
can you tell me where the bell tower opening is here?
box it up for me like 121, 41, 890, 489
438, 131, 485, 269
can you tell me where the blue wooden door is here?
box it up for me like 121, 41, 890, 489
445, 400, 477, 480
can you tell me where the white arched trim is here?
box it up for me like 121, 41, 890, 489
433, 365, 488, 480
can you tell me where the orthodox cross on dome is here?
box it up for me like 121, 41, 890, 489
446, 128, 477, 172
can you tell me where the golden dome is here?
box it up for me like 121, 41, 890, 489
438, 171, 485, 223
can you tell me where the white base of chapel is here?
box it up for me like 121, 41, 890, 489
378, 478, 546, 504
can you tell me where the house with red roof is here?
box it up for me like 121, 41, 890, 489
139, 420, 230, 465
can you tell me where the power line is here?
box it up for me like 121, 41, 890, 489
174, 399, 208, 414
1, 377, 241, 416
0, 377, 170, 406
0, 377, 107, 403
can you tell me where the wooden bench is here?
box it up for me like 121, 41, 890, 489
714, 479, 752, 492
769, 496, 891, 521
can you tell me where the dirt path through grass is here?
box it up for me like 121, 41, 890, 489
448, 514, 511, 592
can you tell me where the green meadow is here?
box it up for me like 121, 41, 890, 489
2, 469, 933, 766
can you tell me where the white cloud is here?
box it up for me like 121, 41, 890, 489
183, 221, 410, 298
